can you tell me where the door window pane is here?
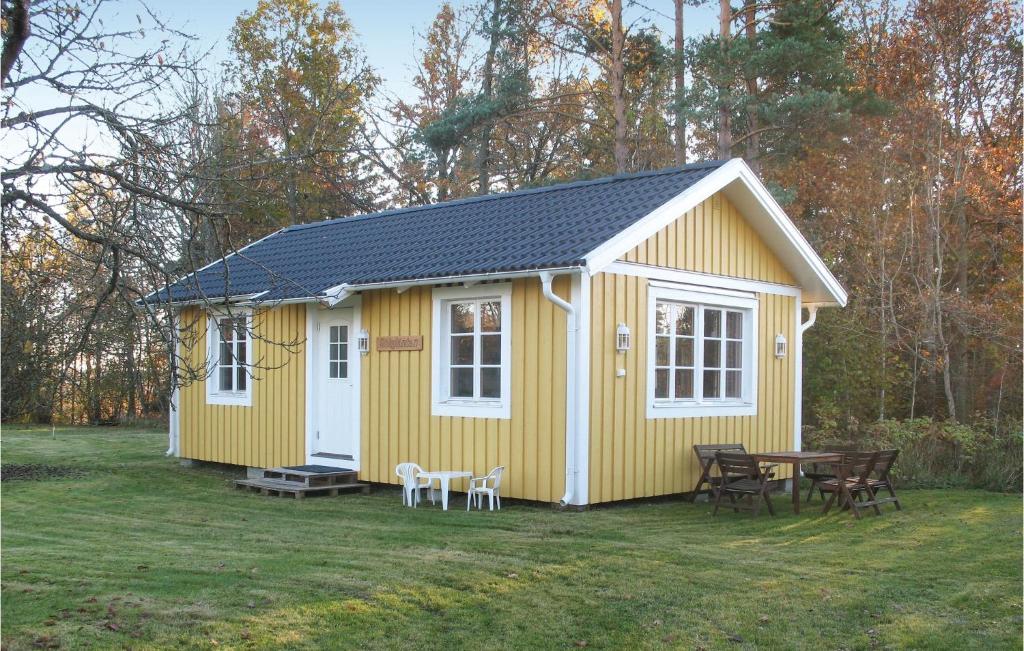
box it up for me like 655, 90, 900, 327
328, 325, 348, 379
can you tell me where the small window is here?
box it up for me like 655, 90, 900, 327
432, 285, 512, 419
647, 286, 757, 419
329, 325, 349, 379
207, 311, 252, 406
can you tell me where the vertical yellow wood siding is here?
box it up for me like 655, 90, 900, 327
621, 192, 796, 285
359, 277, 569, 503
590, 190, 798, 502
178, 304, 306, 467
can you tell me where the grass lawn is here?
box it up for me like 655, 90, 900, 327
2, 426, 1021, 650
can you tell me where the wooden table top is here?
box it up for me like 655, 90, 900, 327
750, 451, 843, 463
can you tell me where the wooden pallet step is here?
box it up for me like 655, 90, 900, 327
233, 477, 370, 499
262, 465, 358, 487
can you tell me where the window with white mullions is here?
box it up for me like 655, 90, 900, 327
647, 286, 757, 419
447, 299, 502, 400
328, 325, 349, 379
207, 310, 252, 406
217, 317, 247, 392
654, 303, 695, 400
701, 309, 744, 400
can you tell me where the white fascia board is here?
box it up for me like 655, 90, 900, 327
584, 158, 848, 307
728, 163, 848, 307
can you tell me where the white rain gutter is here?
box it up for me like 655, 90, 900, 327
539, 270, 589, 508
800, 305, 819, 333
321, 284, 352, 308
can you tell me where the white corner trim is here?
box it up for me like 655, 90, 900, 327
204, 307, 253, 407
572, 272, 591, 505
606, 262, 800, 298
583, 158, 847, 307
430, 283, 512, 420
644, 284, 759, 419
167, 309, 181, 457
350, 297, 363, 469
304, 304, 316, 463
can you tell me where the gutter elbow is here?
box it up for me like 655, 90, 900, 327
800, 305, 819, 334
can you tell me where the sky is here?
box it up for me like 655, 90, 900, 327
138, 0, 722, 102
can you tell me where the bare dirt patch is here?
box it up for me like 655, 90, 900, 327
1, 464, 87, 481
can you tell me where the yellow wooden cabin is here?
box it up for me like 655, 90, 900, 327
160, 159, 846, 506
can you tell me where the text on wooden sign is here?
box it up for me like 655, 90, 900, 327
376, 335, 423, 352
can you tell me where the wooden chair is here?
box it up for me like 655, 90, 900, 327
690, 443, 749, 502
804, 446, 858, 504
866, 449, 902, 511
712, 452, 779, 517
820, 452, 881, 519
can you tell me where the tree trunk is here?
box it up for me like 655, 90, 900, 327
717, 0, 732, 159
477, 0, 502, 195
610, 0, 628, 173
673, 0, 686, 167
742, 0, 759, 174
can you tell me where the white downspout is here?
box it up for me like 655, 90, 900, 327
794, 304, 819, 453
166, 309, 180, 457
539, 271, 580, 507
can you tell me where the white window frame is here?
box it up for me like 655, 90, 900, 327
431, 284, 512, 419
646, 283, 758, 418
206, 308, 253, 407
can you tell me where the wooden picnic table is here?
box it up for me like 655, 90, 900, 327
750, 451, 843, 514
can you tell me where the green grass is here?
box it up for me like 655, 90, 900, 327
2, 426, 1021, 650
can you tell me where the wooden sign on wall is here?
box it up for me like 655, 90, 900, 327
376, 335, 423, 352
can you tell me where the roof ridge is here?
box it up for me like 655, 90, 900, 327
283, 160, 729, 234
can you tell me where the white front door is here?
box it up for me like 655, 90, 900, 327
313, 309, 358, 466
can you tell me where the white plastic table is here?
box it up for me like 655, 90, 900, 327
417, 470, 472, 511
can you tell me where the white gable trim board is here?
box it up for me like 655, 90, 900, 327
584, 158, 847, 307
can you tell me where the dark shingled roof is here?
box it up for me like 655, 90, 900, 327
159, 160, 727, 302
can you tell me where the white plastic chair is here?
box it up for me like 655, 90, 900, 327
395, 462, 434, 508
467, 466, 505, 511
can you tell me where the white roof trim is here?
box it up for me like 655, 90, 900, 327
584, 158, 847, 307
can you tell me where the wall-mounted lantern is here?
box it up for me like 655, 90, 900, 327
358, 329, 370, 355
616, 323, 631, 353
775, 333, 787, 359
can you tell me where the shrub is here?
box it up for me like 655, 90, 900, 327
803, 417, 1023, 492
